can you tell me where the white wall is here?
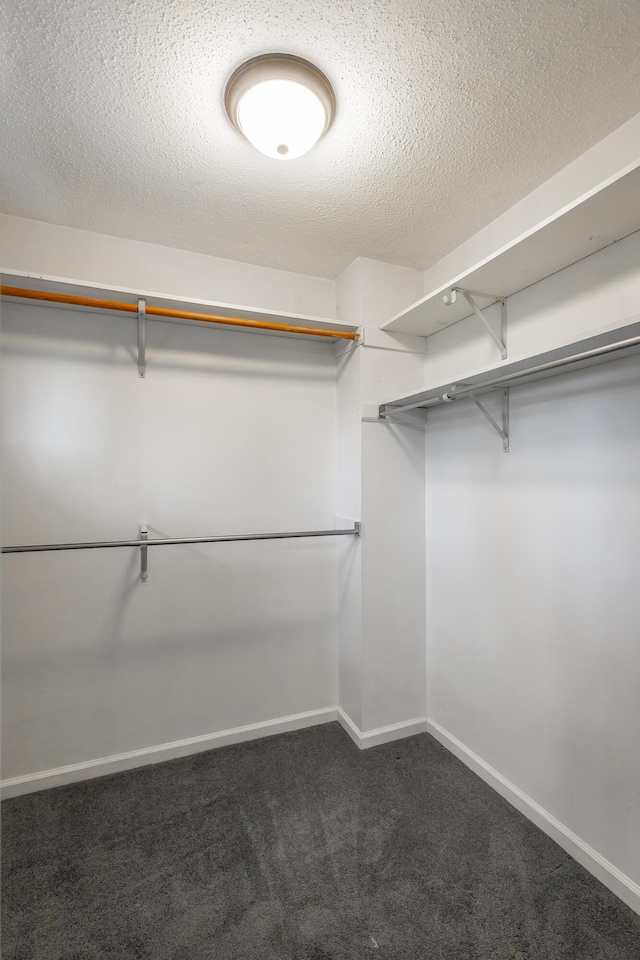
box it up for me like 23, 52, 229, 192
1, 299, 339, 781
335, 303, 363, 726
0, 214, 336, 319
424, 232, 640, 908
361, 419, 425, 731
358, 259, 427, 732
336, 257, 427, 739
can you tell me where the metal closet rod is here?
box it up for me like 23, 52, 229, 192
0, 286, 359, 341
1, 526, 361, 555
381, 329, 640, 416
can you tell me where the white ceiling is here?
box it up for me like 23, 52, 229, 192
2, 0, 639, 279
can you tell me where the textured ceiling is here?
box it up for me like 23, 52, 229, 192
2, 0, 640, 278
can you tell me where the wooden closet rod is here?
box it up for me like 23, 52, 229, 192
0, 286, 359, 341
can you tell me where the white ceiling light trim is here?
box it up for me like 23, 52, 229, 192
225, 54, 336, 160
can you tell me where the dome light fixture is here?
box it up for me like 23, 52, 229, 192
225, 54, 335, 160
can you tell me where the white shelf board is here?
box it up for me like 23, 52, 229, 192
379, 315, 640, 414
0, 271, 357, 343
381, 163, 640, 337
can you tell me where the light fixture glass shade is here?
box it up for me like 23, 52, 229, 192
225, 55, 335, 160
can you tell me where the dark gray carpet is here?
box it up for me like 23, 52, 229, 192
2, 723, 639, 959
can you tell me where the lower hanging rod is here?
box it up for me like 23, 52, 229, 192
380, 328, 640, 417
0, 286, 359, 342
2, 525, 361, 555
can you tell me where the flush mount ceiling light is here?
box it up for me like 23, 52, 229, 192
225, 54, 335, 160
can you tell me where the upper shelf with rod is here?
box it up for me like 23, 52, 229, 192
0, 273, 359, 344
379, 316, 640, 454
380, 162, 640, 339
379, 315, 640, 420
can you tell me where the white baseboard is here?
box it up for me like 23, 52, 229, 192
338, 707, 427, 749
427, 718, 640, 917
1, 707, 338, 799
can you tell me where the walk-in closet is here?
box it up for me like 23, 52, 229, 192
2, 2, 640, 957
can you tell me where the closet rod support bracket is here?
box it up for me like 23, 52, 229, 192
140, 525, 148, 583
444, 287, 507, 359
468, 389, 509, 452
138, 298, 146, 378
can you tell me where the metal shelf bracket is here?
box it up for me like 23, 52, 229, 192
138, 298, 146, 378
443, 287, 507, 360
468, 389, 509, 452
140, 525, 148, 583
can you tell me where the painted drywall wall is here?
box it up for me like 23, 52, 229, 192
336, 350, 363, 728
0, 215, 336, 319
424, 234, 640, 905
336, 258, 427, 736
360, 419, 425, 731
1, 300, 339, 780
357, 259, 426, 732
335, 260, 365, 731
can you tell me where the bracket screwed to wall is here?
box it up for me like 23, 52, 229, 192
138, 298, 146, 378
140, 525, 148, 582
443, 287, 507, 360
468, 389, 510, 452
